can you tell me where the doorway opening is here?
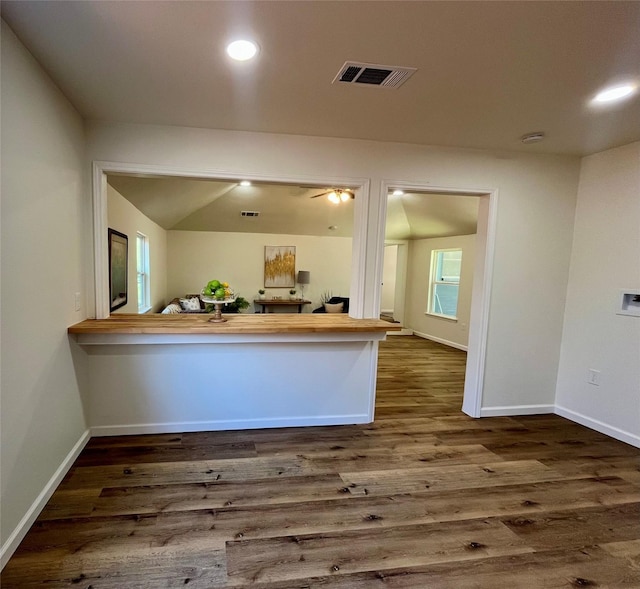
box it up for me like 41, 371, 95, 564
378, 182, 497, 417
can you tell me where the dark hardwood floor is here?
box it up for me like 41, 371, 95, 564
3, 336, 639, 588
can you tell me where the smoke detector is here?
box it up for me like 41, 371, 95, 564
521, 132, 545, 144
333, 62, 417, 88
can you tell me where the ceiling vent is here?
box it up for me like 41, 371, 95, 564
240, 211, 260, 217
333, 61, 417, 88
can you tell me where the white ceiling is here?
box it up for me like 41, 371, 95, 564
107, 175, 478, 240
2, 1, 639, 156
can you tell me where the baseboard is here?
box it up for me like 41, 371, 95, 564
555, 405, 640, 449
90, 414, 371, 437
1, 429, 91, 570
387, 328, 413, 336
412, 330, 468, 352
480, 404, 555, 417
380, 308, 394, 314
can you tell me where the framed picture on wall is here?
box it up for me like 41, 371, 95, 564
108, 228, 128, 311
264, 246, 296, 288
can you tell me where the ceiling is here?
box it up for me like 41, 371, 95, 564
2, 1, 639, 156
107, 175, 478, 240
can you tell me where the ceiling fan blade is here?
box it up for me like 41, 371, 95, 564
309, 188, 354, 199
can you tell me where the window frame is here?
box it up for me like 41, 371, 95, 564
136, 232, 151, 313
426, 247, 462, 321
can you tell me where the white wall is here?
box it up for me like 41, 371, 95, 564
555, 142, 640, 447
405, 234, 476, 349
108, 185, 168, 313
381, 245, 398, 313
1, 21, 89, 562
167, 230, 352, 311
86, 121, 580, 411
84, 337, 381, 435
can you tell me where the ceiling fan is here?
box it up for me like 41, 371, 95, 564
310, 188, 355, 203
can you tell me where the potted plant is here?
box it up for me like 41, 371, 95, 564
289, 289, 297, 300
223, 296, 250, 313
258, 289, 266, 300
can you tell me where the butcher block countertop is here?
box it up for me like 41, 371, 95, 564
68, 313, 400, 335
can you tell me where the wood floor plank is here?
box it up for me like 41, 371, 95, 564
225, 518, 532, 584
225, 545, 640, 588
501, 502, 640, 549
0, 547, 227, 589
339, 459, 574, 496
540, 455, 640, 486
91, 474, 349, 516
37, 487, 102, 521
65, 456, 309, 488
84, 432, 185, 448
601, 539, 640, 571
74, 440, 258, 467
485, 437, 640, 460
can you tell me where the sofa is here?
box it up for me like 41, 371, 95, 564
161, 294, 207, 314
312, 296, 350, 313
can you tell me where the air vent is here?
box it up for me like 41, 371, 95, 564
241, 211, 260, 217
333, 61, 417, 88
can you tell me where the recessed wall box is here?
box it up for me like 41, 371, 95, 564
617, 289, 640, 317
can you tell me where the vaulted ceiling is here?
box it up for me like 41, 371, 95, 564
107, 175, 478, 240
3, 1, 639, 156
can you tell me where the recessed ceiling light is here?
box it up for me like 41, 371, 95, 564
521, 132, 545, 144
226, 40, 259, 61
392, 190, 404, 196
239, 180, 251, 187
592, 83, 637, 104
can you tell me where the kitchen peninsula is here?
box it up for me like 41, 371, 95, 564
69, 314, 399, 436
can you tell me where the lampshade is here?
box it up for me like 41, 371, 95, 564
297, 271, 310, 285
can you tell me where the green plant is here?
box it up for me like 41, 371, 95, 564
289, 289, 296, 295
258, 289, 265, 295
205, 296, 250, 314
320, 290, 333, 304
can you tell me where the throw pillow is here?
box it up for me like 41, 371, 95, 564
324, 302, 344, 313
161, 303, 182, 314
180, 297, 201, 311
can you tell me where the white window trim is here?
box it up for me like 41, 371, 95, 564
425, 311, 458, 322
137, 232, 151, 313
427, 247, 462, 320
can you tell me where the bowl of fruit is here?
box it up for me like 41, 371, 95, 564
201, 279, 235, 302
201, 280, 236, 322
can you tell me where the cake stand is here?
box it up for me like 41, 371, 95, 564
200, 295, 236, 323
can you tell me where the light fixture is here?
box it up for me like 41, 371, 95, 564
226, 40, 259, 61
592, 83, 637, 104
392, 189, 404, 196
239, 180, 251, 187
521, 132, 545, 144
297, 270, 310, 299
325, 189, 353, 204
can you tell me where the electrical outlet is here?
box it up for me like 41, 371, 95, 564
588, 369, 601, 386
74, 292, 81, 312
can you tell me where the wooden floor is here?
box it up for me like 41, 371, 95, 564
3, 336, 640, 588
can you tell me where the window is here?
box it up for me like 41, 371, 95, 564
428, 248, 462, 319
136, 232, 150, 312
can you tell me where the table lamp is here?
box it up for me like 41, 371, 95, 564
297, 271, 310, 299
